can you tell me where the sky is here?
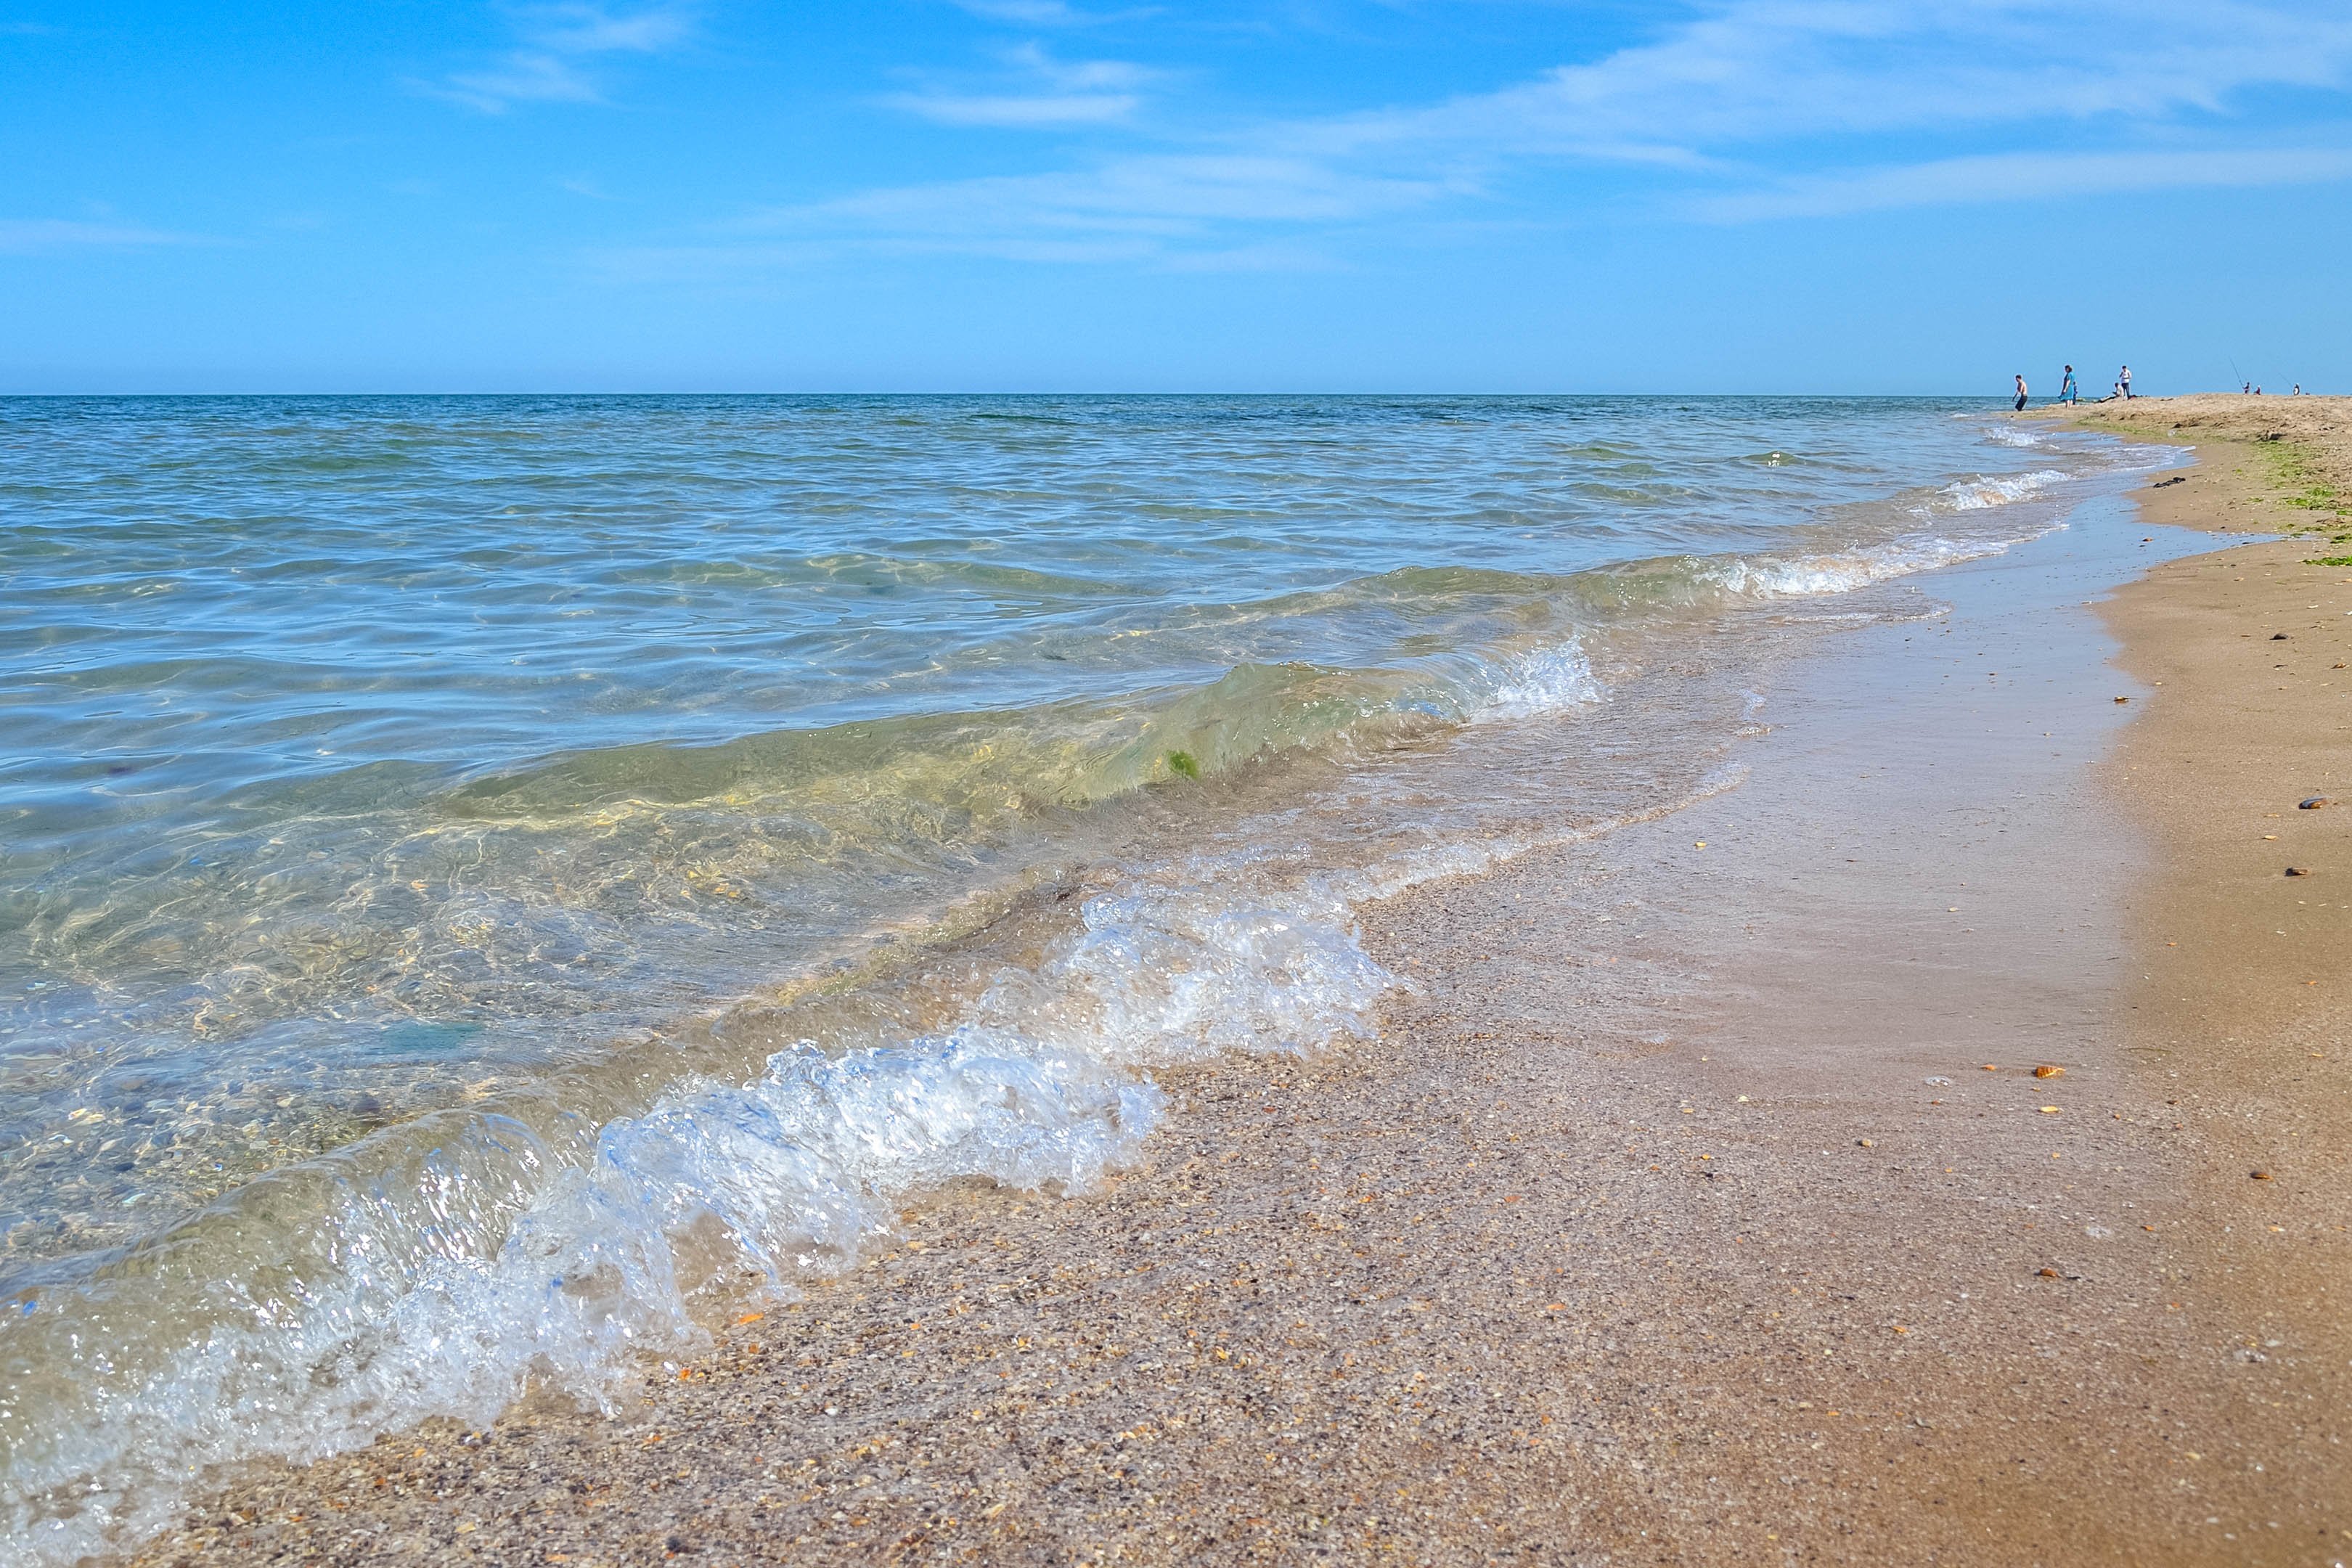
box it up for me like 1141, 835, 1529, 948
3, 0, 2349, 393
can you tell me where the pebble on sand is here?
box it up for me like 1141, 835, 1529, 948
2251, 1169, 2276, 1181
2299, 796, 2335, 809
2285, 866, 2313, 877
2033, 1064, 2064, 1079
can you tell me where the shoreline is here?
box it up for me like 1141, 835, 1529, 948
115, 401, 2352, 1566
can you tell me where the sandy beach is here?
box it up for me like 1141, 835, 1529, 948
120, 398, 2352, 1568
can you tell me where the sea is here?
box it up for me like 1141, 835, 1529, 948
0, 395, 2168, 1559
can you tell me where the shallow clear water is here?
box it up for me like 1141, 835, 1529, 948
0, 395, 2163, 1558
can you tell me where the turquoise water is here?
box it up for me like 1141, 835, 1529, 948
0, 395, 2156, 1557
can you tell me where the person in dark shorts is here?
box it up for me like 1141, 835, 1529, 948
2014, 373, 2029, 411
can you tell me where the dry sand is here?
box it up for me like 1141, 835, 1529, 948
2065, 393, 2352, 504
123, 399, 2352, 1568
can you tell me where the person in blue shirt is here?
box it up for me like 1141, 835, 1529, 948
2058, 365, 2078, 404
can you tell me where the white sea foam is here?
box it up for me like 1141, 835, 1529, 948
1983, 426, 2046, 449
1932, 468, 2070, 512
1475, 640, 1604, 720
1707, 526, 2055, 601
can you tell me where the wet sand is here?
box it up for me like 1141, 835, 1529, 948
124, 401, 2352, 1567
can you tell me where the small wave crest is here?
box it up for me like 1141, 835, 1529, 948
1707, 533, 2028, 598
1930, 468, 2069, 513
1475, 640, 1604, 720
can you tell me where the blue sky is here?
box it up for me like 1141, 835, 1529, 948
4, 1, 2349, 393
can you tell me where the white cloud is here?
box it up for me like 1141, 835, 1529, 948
595, 152, 1438, 279
621, 0, 2352, 274
883, 44, 1155, 127
883, 91, 1143, 126
426, 3, 693, 114
532, 5, 692, 54
950, 0, 1105, 25
438, 54, 603, 110
1007, 46, 1151, 94
771, 153, 1445, 239
1303, 0, 2352, 163
0, 219, 199, 254
1693, 143, 2352, 220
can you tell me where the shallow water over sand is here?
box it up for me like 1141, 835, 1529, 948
0, 395, 2171, 1559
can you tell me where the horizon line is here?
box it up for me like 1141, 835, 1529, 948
0, 388, 2228, 401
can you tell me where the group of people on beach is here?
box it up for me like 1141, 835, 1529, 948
2015, 364, 2129, 409
2013, 367, 2313, 409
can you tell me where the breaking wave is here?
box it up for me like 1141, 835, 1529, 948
1931, 468, 2070, 512
2, 868, 1392, 1561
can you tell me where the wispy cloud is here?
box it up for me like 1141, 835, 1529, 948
796, 152, 1441, 236
622, 0, 2352, 274
597, 152, 1439, 279
0, 219, 202, 255
1693, 143, 2352, 221
882, 44, 1155, 127
883, 88, 1138, 126
1301, 0, 2352, 163
950, 0, 1106, 25
425, 3, 693, 113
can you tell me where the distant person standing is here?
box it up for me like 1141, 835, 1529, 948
2059, 364, 2078, 404
2118, 364, 2133, 399
2014, 373, 2029, 411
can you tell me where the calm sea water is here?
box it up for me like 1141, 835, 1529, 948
0, 395, 2157, 1556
